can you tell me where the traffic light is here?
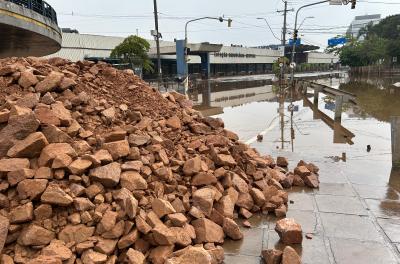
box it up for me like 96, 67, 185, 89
351, 0, 356, 9
293, 30, 299, 40
228, 19, 232, 28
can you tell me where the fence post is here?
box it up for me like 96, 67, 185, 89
391, 117, 400, 168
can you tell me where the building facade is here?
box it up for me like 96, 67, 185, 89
346, 14, 381, 39
47, 32, 338, 79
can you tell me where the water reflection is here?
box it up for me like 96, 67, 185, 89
339, 76, 400, 122
303, 95, 355, 145
189, 76, 360, 152
190, 79, 275, 112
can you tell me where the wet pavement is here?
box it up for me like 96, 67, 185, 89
189, 73, 400, 263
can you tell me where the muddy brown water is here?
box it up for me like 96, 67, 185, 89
188, 73, 400, 264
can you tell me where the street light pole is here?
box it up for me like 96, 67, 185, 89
298, 16, 314, 30
256, 18, 281, 42
290, 0, 329, 85
153, 0, 162, 89
184, 16, 231, 89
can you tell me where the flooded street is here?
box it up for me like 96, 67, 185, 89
190, 73, 400, 264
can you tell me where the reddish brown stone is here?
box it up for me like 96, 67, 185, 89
223, 218, 243, 240
282, 246, 301, 264
275, 218, 303, 244
192, 218, 224, 244
261, 249, 283, 264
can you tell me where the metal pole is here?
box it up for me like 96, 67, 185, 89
290, 0, 329, 85
184, 16, 227, 89
281, 0, 288, 86
153, 0, 162, 89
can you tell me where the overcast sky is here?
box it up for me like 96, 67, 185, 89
46, 0, 400, 48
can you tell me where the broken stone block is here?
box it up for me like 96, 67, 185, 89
10, 202, 33, 223
18, 224, 55, 246
166, 115, 181, 130
35, 71, 63, 93
282, 246, 301, 264
303, 174, 319, 188
73, 197, 95, 211
0, 111, 40, 157
276, 157, 289, 167
135, 216, 152, 235
152, 198, 176, 218
126, 248, 146, 264
0, 215, 9, 253
51, 101, 73, 126
192, 218, 224, 244
261, 248, 283, 264
19, 70, 39, 89
191, 172, 217, 186
214, 195, 234, 219
0, 109, 10, 123
166, 246, 212, 264
149, 245, 174, 264
103, 140, 130, 160
34, 204, 52, 220
97, 210, 118, 233
41, 184, 73, 206
58, 224, 95, 244
275, 218, 303, 244
7, 132, 48, 158
183, 156, 202, 176
250, 187, 266, 207
95, 238, 118, 255
192, 188, 215, 217
7, 168, 35, 186
223, 218, 243, 240
294, 166, 311, 177
17, 179, 48, 200
117, 229, 139, 249
81, 249, 107, 264
167, 213, 188, 227
0, 158, 30, 172
38, 143, 76, 167
89, 162, 121, 187
215, 154, 237, 167
153, 224, 176, 245
121, 171, 148, 191
68, 158, 92, 175
128, 134, 151, 147
42, 239, 73, 261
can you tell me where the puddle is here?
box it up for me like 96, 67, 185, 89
186, 73, 400, 262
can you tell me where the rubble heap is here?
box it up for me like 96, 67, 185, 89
0, 57, 320, 264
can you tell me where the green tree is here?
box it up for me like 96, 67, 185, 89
366, 14, 400, 40
111, 35, 154, 72
326, 14, 400, 67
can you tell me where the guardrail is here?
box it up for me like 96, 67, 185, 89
5, 0, 58, 24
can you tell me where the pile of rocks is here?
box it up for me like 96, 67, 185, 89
0, 57, 320, 264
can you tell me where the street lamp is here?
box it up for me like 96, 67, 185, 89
298, 16, 314, 30
289, 0, 355, 85
256, 18, 281, 42
184, 16, 232, 88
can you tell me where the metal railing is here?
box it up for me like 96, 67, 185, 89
5, 0, 58, 24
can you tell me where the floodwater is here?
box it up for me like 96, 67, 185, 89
189, 73, 400, 264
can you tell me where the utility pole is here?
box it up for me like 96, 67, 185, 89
153, 0, 162, 89
276, 1, 294, 150
277, 1, 293, 87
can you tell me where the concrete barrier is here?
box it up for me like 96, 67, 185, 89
0, 0, 61, 57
